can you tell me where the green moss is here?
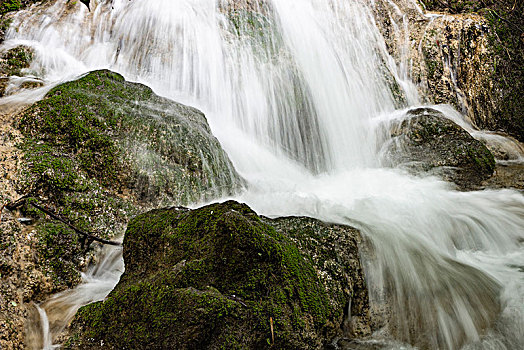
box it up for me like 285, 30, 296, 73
67, 201, 338, 349
0, 46, 33, 76
0, 1, 46, 16
468, 146, 495, 174
0, 17, 12, 34
19, 74, 123, 186
0, 0, 21, 15
35, 222, 82, 289
23, 143, 86, 192
69, 282, 244, 349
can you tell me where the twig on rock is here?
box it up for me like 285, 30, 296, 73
5, 196, 121, 248
270, 317, 274, 345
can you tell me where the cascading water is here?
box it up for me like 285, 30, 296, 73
2, 0, 523, 349
25, 243, 124, 350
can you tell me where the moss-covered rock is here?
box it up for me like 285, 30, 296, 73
19, 69, 241, 206
0, 0, 23, 16
0, 0, 41, 43
0, 45, 32, 76
65, 201, 370, 349
34, 222, 83, 289
266, 216, 371, 339
384, 107, 495, 189
0, 45, 34, 95
0, 0, 42, 16
12, 69, 241, 294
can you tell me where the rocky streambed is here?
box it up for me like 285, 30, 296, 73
1, 67, 521, 350
0, 0, 523, 349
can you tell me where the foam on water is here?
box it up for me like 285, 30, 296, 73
2, 0, 523, 348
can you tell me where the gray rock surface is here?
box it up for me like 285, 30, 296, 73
383, 107, 495, 189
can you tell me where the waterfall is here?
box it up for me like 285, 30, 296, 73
2, 0, 523, 349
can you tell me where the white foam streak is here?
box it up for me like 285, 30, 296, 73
28, 244, 124, 349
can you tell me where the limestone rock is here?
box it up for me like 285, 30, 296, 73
373, 0, 523, 141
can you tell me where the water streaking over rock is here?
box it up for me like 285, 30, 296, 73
2, 0, 524, 349
25, 243, 123, 350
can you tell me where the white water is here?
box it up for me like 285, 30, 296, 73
25, 244, 124, 350
2, 0, 523, 349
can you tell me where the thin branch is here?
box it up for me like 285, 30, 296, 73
5, 197, 121, 247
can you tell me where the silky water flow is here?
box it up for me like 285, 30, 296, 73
1, 0, 523, 349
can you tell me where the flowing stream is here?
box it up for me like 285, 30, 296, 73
1, 0, 523, 349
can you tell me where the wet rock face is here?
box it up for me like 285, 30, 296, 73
415, 14, 500, 133
220, 0, 268, 13
419, 0, 490, 14
383, 107, 495, 189
482, 162, 524, 191
0, 70, 242, 347
0, 45, 36, 96
374, 0, 523, 142
65, 201, 371, 349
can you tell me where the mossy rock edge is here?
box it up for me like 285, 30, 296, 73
65, 200, 371, 349
385, 107, 495, 190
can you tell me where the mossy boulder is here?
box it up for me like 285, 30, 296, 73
0, 45, 34, 95
13, 69, 241, 293
65, 201, 371, 349
19, 70, 241, 206
384, 107, 495, 189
